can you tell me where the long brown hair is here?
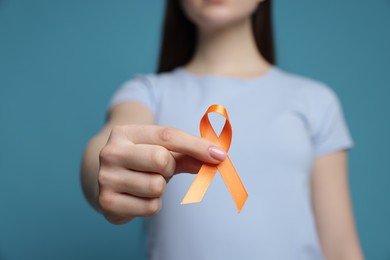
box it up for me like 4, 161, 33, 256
157, 0, 275, 73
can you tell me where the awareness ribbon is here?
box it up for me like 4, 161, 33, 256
181, 104, 248, 212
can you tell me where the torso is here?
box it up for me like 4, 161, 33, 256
144, 67, 324, 260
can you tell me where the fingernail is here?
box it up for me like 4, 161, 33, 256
209, 146, 227, 161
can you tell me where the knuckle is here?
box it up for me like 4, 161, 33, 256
99, 191, 133, 225
110, 125, 126, 136
97, 169, 110, 187
98, 169, 120, 189
148, 175, 166, 197
194, 138, 210, 153
152, 147, 170, 173
144, 198, 162, 216
196, 138, 207, 148
158, 127, 175, 143
98, 191, 115, 213
99, 144, 122, 165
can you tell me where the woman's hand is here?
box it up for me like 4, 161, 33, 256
97, 125, 226, 224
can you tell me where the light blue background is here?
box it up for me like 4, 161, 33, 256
0, 1, 389, 259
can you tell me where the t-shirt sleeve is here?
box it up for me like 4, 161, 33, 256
308, 85, 354, 157
108, 76, 158, 115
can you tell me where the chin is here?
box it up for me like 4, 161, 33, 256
203, 0, 225, 3
182, 0, 258, 31
197, 8, 237, 29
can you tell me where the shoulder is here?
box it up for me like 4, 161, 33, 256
272, 67, 340, 107
271, 68, 349, 140
109, 69, 182, 114
121, 69, 181, 89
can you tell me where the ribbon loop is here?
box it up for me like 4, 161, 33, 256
181, 104, 248, 212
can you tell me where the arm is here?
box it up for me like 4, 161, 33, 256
311, 151, 364, 260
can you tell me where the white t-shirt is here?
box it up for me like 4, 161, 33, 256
109, 66, 353, 260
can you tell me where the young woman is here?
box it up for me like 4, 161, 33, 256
81, 0, 364, 259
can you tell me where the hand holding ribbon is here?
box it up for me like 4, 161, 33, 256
181, 104, 248, 212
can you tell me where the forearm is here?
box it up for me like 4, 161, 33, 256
322, 238, 364, 260
312, 151, 364, 260
319, 208, 364, 260
336, 245, 364, 260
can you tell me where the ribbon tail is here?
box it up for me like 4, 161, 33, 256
181, 164, 217, 205
218, 157, 248, 213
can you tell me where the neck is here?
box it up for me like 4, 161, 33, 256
185, 19, 271, 78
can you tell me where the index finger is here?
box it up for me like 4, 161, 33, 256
119, 125, 226, 164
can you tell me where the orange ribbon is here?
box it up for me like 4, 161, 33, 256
181, 104, 248, 212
